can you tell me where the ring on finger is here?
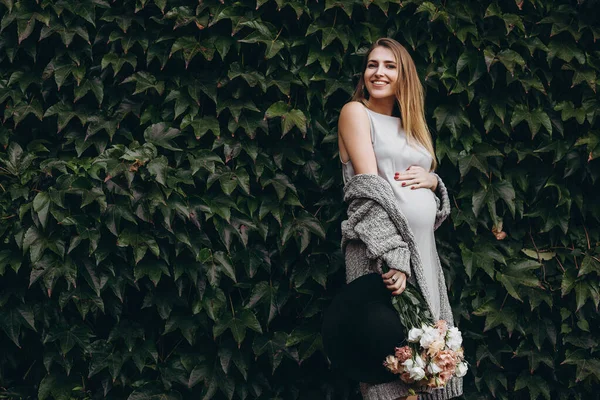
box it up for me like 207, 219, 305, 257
391, 276, 397, 283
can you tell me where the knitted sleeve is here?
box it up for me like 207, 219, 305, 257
341, 199, 412, 278
431, 172, 451, 230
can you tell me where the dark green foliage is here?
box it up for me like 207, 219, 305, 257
0, 0, 598, 399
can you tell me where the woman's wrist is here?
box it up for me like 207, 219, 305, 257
429, 173, 438, 192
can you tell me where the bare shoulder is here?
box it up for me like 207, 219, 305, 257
339, 101, 368, 123
338, 101, 369, 134
337, 101, 376, 173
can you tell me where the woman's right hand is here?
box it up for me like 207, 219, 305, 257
382, 269, 407, 295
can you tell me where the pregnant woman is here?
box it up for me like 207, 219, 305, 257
336, 38, 463, 400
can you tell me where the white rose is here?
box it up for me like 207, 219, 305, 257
455, 362, 468, 378
427, 362, 443, 374
408, 366, 426, 381
414, 354, 426, 369
408, 327, 424, 343
446, 327, 463, 351
402, 358, 414, 370
419, 326, 440, 349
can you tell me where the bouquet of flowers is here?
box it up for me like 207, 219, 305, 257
382, 283, 468, 391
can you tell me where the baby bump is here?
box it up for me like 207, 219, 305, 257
392, 185, 437, 232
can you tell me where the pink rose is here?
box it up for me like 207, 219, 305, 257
383, 355, 400, 374
427, 339, 445, 357
434, 320, 448, 336
433, 350, 459, 378
440, 370, 454, 383
394, 346, 413, 364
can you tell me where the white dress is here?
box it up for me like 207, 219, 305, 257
340, 104, 443, 399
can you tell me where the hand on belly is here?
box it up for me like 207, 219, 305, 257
396, 186, 437, 230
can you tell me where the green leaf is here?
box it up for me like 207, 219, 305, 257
0, 250, 22, 275
213, 309, 262, 347
170, 36, 215, 68
306, 20, 349, 50
122, 71, 165, 95
0, 306, 36, 347
547, 38, 586, 64
575, 130, 600, 161
264, 101, 289, 119
238, 20, 285, 58
433, 105, 470, 139
514, 343, 553, 373
473, 300, 518, 335
281, 109, 307, 137
188, 150, 223, 175
5, 99, 44, 127
459, 240, 505, 279
186, 77, 217, 105
127, 386, 182, 400
181, 114, 220, 139
0, 0, 14, 13
305, 44, 338, 73
227, 114, 268, 139
561, 350, 600, 384
216, 98, 260, 121
514, 373, 551, 400
253, 332, 299, 374
101, 52, 137, 76
228, 62, 267, 92
261, 173, 297, 200
246, 281, 289, 324
579, 256, 600, 277
496, 260, 543, 302
43, 102, 86, 132
496, 49, 526, 76
286, 326, 322, 361
510, 105, 552, 138
147, 156, 169, 186
74, 78, 104, 104
574, 280, 600, 311
33, 192, 51, 229
324, 0, 355, 18
144, 122, 182, 151
45, 324, 93, 356
214, 251, 236, 283
476, 344, 512, 369
456, 49, 485, 85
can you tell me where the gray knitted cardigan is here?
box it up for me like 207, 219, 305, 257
341, 173, 463, 400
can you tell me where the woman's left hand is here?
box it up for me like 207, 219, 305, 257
394, 165, 438, 191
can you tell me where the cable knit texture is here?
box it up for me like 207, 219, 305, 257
341, 173, 462, 400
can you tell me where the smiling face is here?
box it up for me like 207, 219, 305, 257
363, 46, 399, 100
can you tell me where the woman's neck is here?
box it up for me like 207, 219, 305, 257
365, 98, 396, 117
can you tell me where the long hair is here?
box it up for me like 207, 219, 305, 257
351, 38, 437, 170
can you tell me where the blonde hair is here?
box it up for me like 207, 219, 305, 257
351, 38, 437, 170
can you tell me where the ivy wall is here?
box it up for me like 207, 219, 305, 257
0, 0, 599, 399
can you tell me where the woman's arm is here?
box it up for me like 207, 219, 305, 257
338, 102, 377, 174
339, 102, 409, 294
